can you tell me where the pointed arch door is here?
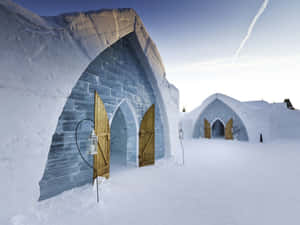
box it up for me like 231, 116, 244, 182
139, 104, 155, 167
204, 119, 211, 139
94, 91, 110, 179
225, 118, 233, 140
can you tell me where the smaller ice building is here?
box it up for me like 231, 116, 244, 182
181, 93, 300, 143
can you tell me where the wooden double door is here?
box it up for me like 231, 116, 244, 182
204, 118, 233, 140
93, 91, 155, 179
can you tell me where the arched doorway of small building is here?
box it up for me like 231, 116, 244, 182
211, 119, 225, 139
110, 100, 138, 173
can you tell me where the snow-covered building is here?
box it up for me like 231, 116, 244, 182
0, 0, 181, 207
181, 93, 300, 143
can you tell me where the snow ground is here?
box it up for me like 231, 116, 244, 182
9, 139, 300, 225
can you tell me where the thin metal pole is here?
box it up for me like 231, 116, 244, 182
96, 174, 99, 203
179, 128, 185, 166
75, 118, 101, 203
180, 138, 185, 166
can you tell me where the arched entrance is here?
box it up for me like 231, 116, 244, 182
39, 34, 166, 200
212, 119, 225, 139
110, 100, 138, 172
193, 99, 248, 141
110, 108, 127, 172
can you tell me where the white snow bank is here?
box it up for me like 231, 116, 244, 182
0, 0, 51, 28
8, 139, 300, 225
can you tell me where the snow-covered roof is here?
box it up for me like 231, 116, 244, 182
187, 93, 260, 124
244, 100, 269, 107
0, 0, 178, 156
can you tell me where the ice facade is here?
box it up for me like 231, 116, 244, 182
193, 99, 249, 141
39, 34, 165, 200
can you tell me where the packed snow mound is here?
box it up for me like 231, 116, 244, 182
0, 0, 51, 28
181, 93, 300, 142
0, 1, 180, 224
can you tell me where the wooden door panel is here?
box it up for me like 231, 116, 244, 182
225, 118, 233, 140
204, 119, 211, 139
139, 104, 155, 167
94, 91, 110, 179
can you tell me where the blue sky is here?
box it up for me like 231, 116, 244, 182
15, 0, 300, 110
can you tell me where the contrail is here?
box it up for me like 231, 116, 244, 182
234, 0, 269, 59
